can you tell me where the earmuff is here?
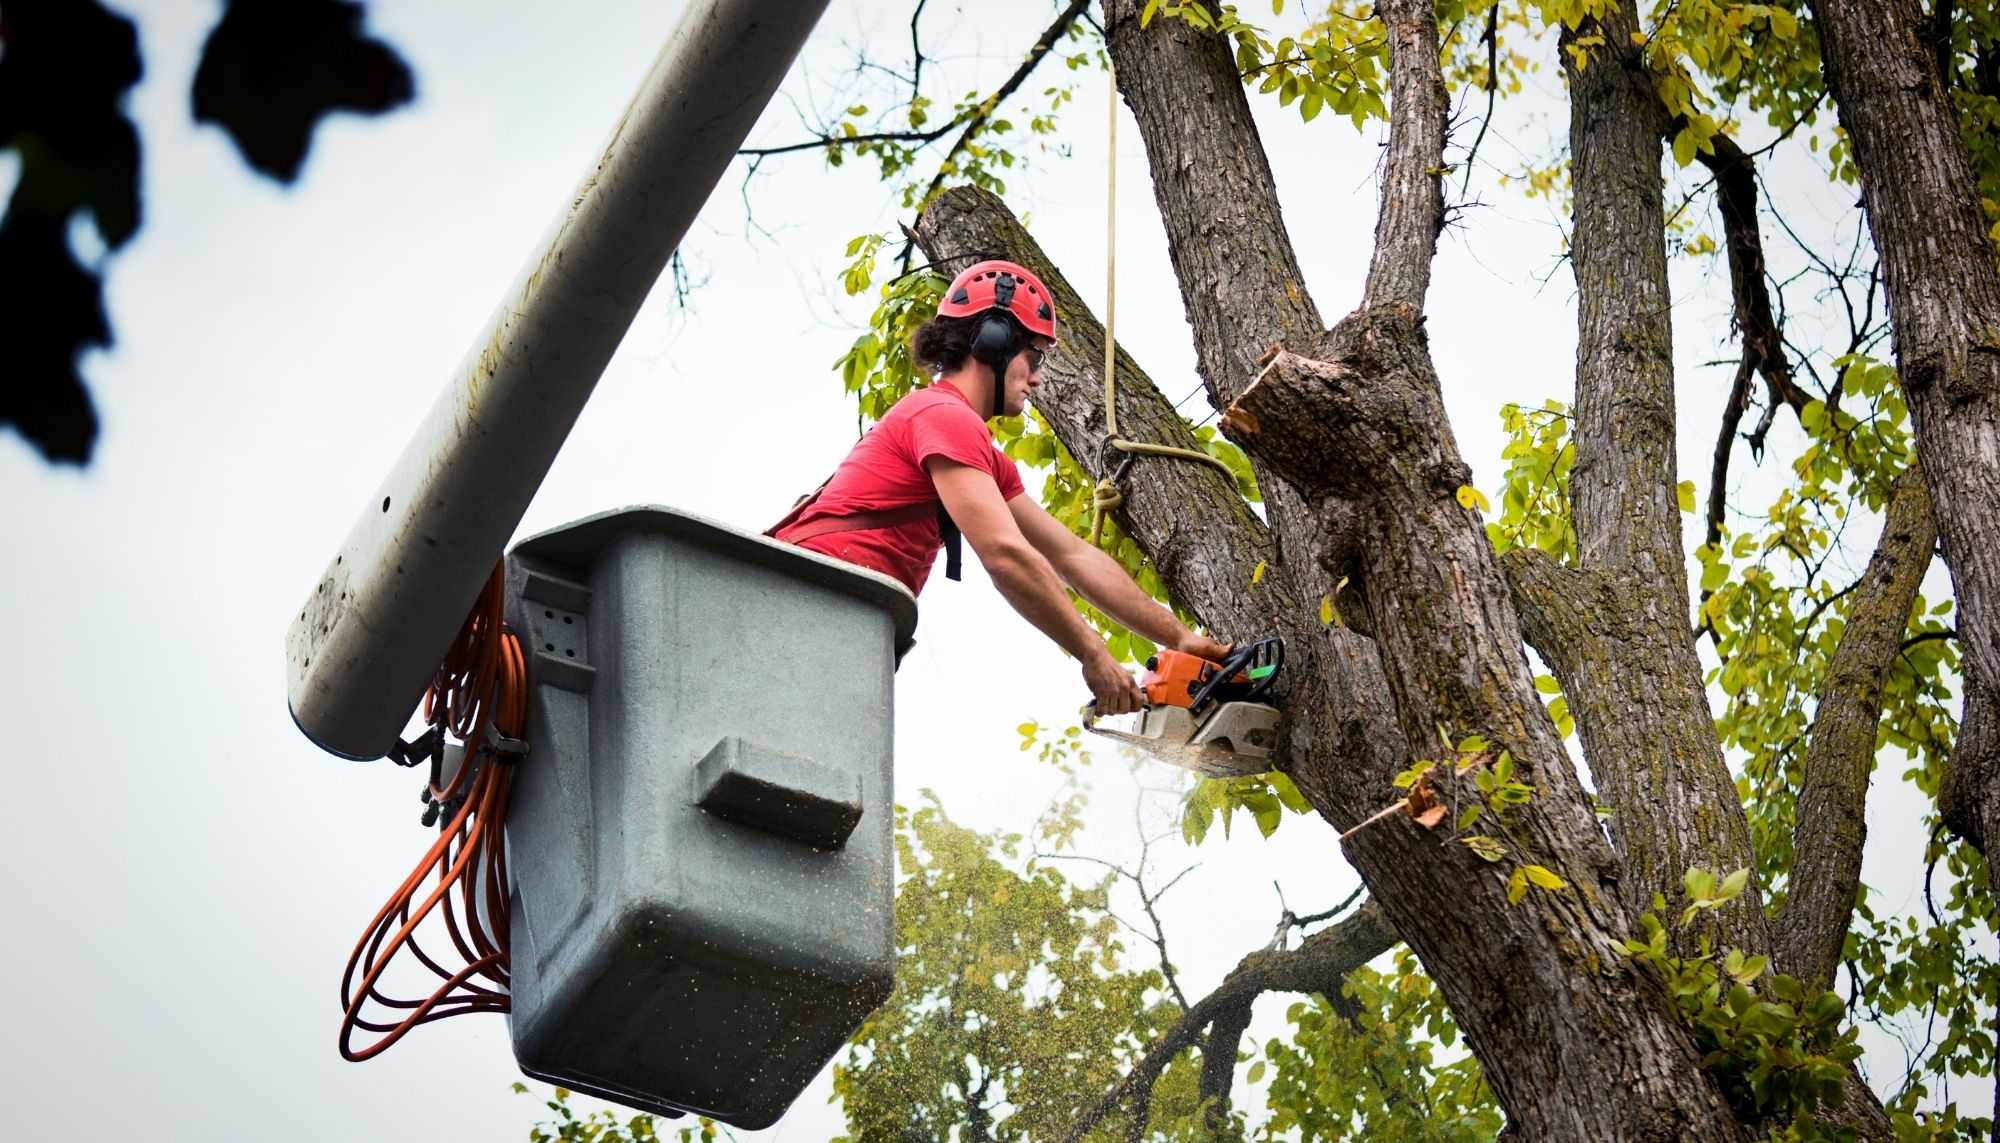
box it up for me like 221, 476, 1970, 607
967, 309, 1029, 418
967, 312, 1024, 366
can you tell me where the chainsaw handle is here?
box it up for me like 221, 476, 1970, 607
1187, 636, 1283, 716
1081, 695, 1153, 729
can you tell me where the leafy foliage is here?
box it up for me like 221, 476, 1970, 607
1619, 870, 1864, 1140
1258, 948, 1503, 1141
517, 1084, 722, 1143
1482, 400, 1577, 564
831, 795, 1202, 1142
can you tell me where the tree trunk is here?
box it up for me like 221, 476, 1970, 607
1808, 1, 2000, 1129
924, 1, 1764, 1135
1512, 9, 1770, 955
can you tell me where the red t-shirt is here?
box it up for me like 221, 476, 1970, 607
778, 381, 1025, 594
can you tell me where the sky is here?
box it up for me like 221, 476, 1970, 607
0, 0, 1982, 1139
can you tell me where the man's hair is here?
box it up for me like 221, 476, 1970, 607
908, 313, 980, 375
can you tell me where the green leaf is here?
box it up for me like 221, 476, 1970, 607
1717, 867, 1751, 902
1672, 128, 1697, 168
1462, 834, 1507, 862
1677, 479, 1696, 513
1522, 864, 1566, 892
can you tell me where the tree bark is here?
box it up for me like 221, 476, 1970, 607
1808, 3, 2000, 1129
1535, 10, 1770, 955
1807, 0, 2000, 713
1778, 466, 1937, 993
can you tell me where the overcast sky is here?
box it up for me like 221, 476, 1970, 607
0, 1, 1980, 1139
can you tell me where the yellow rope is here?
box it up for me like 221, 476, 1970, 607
1089, 57, 1237, 547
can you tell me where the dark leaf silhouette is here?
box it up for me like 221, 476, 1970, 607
0, 0, 410, 465
192, 0, 414, 183
0, 0, 145, 463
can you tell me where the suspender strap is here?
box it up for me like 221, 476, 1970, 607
771, 495, 965, 582
936, 504, 962, 581
780, 500, 938, 543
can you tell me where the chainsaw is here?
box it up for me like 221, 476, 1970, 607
1083, 636, 1283, 777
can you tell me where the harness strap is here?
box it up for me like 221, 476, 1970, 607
768, 491, 964, 582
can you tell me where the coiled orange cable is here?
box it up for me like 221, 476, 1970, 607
338, 563, 527, 1062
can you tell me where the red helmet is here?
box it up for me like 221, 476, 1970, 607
937, 260, 1058, 342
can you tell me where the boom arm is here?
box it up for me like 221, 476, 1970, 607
286, 0, 833, 759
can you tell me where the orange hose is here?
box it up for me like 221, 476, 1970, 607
338, 563, 526, 1062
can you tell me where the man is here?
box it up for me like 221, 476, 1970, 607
772, 260, 1230, 715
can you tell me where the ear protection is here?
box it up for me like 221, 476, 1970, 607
967, 312, 1027, 366
967, 308, 1029, 418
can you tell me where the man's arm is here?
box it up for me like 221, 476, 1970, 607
925, 457, 1146, 714
1009, 494, 1232, 661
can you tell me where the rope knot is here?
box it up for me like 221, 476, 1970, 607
1088, 477, 1125, 545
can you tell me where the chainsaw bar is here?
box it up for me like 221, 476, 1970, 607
1083, 700, 1280, 778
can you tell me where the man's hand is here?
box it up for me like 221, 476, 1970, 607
1176, 632, 1232, 663
1083, 650, 1145, 715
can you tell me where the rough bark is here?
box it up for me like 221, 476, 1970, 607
1779, 466, 1937, 993
1809, 3, 2000, 1129
1809, 0, 2000, 868
1099, 0, 1345, 619
1527, 11, 1770, 956
1214, 0, 1747, 1132
1943, 661, 2000, 856
1940, 660, 2000, 1143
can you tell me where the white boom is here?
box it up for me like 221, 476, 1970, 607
287, 0, 833, 759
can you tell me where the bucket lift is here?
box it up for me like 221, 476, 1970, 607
282, 0, 918, 1128
503, 507, 914, 1126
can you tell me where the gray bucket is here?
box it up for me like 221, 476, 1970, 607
502, 505, 917, 1128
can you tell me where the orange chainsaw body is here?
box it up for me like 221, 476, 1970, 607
1140, 650, 1248, 710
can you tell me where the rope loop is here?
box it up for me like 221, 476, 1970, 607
1085, 57, 1243, 550
1088, 478, 1125, 545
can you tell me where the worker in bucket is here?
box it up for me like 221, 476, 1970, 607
769, 259, 1230, 716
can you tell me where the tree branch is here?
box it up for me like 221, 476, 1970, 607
913, 0, 1092, 210
1557, 6, 1768, 954
911, 187, 1286, 646
1099, 0, 1346, 637
1697, 353, 1756, 646
1778, 464, 1938, 992
738, 0, 1087, 199
1362, 0, 1449, 312
1694, 133, 1810, 459
1057, 899, 1398, 1143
